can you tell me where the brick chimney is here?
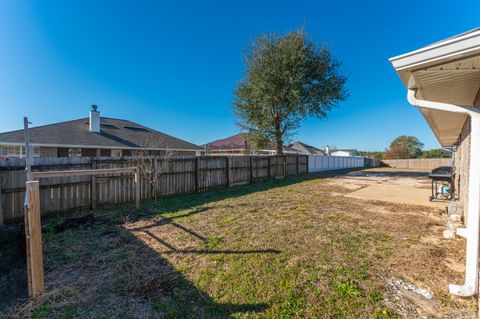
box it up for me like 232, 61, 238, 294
89, 105, 100, 133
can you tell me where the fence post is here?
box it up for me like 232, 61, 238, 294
195, 157, 200, 192
267, 156, 271, 180
135, 167, 141, 209
296, 155, 299, 175
91, 159, 96, 210
25, 180, 44, 299
225, 157, 230, 187
306, 156, 309, 173
0, 179, 3, 226
284, 156, 287, 177
154, 159, 159, 199
250, 156, 254, 183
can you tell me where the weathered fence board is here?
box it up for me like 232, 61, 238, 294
382, 158, 452, 170
0, 155, 309, 224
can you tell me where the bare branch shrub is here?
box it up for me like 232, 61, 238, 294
137, 138, 175, 201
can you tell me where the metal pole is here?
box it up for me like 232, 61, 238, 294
24, 117, 33, 182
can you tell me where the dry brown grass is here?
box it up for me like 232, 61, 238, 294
1, 170, 477, 318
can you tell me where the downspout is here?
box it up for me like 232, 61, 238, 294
408, 89, 480, 297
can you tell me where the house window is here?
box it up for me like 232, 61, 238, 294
111, 150, 122, 157
0, 146, 20, 157
68, 148, 82, 157
0, 145, 40, 158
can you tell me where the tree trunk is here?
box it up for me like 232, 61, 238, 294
274, 120, 283, 155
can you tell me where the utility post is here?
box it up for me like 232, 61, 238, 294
23, 117, 45, 298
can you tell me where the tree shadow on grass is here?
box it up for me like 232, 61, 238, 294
0, 225, 28, 311
115, 225, 271, 318
2, 218, 271, 318
1, 168, 359, 317
128, 215, 281, 256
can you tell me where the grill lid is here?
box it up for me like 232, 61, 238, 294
431, 166, 453, 175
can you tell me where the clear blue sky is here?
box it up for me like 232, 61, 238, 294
0, 1, 478, 151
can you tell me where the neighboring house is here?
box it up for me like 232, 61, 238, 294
330, 149, 359, 157
203, 133, 277, 155
0, 106, 202, 158
204, 134, 324, 156
390, 28, 480, 297
284, 141, 325, 155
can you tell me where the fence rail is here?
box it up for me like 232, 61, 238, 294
0, 155, 308, 224
382, 158, 452, 170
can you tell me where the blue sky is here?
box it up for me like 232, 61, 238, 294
0, 1, 478, 151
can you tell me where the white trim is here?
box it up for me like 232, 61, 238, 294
390, 29, 480, 146
0, 142, 201, 152
390, 28, 480, 71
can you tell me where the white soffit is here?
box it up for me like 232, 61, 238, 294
390, 28, 480, 146
419, 108, 467, 146
413, 56, 480, 106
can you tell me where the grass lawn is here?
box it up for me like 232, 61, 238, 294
2, 171, 476, 318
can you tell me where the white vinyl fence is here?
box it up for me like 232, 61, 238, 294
308, 155, 365, 172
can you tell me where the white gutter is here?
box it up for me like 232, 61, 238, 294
408, 89, 480, 297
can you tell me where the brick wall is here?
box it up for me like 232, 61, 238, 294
39, 147, 58, 157
455, 117, 471, 224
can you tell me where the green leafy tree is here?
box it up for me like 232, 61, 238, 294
234, 30, 347, 154
383, 146, 411, 160
421, 148, 450, 158
358, 151, 384, 160
387, 135, 424, 159
245, 133, 271, 154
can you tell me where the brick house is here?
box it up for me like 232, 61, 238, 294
0, 106, 202, 158
203, 133, 277, 155
284, 141, 325, 155
203, 134, 324, 155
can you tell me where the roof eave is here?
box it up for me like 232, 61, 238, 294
390, 28, 480, 72
390, 28, 480, 147
390, 29, 480, 88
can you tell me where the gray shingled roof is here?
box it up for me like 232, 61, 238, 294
285, 141, 324, 155
0, 117, 202, 151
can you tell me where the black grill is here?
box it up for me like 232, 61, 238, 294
429, 166, 453, 181
428, 166, 454, 201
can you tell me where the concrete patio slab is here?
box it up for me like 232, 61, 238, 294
345, 183, 447, 208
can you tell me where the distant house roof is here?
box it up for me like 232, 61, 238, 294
203, 133, 248, 151
0, 117, 202, 151
203, 133, 277, 152
284, 141, 325, 155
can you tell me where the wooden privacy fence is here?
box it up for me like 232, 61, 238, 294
0, 155, 308, 224
364, 158, 381, 168
382, 158, 452, 170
